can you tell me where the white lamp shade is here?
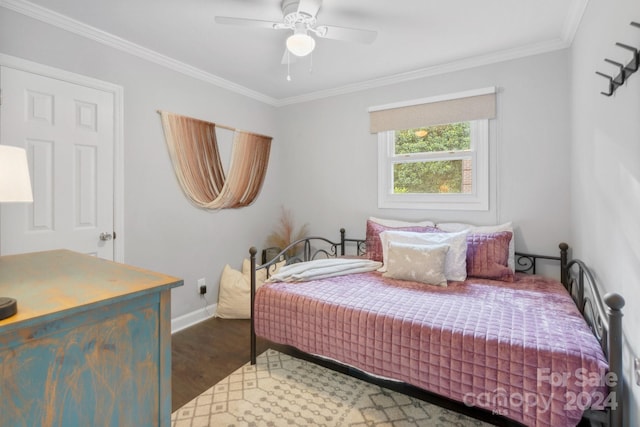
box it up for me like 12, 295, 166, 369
286, 32, 316, 57
0, 145, 33, 202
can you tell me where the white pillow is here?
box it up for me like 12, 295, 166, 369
242, 258, 285, 285
383, 242, 449, 287
437, 222, 515, 272
369, 216, 435, 227
216, 259, 286, 319
216, 264, 251, 319
379, 229, 468, 281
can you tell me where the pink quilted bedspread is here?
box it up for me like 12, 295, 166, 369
254, 272, 610, 427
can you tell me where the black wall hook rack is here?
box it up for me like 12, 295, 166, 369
595, 21, 640, 96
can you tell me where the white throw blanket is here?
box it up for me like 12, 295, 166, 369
266, 258, 382, 283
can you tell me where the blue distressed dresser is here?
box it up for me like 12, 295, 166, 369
0, 249, 183, 427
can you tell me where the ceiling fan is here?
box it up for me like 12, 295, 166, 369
215, 0, 377, 61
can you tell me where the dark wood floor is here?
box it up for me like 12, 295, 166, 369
171, 317, 272, 411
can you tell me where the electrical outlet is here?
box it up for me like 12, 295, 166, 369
634, 357, 640, 386
197, 278, 206, 295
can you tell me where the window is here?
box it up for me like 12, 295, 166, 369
369, 88, 495, 211
378, 120, 488, 210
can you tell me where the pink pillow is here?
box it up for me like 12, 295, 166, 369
365, 220, 439, 262
466, 231, 514, 281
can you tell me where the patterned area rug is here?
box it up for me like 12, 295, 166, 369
172, 349, 494, 427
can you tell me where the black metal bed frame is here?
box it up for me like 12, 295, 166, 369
249, 229, 625, 427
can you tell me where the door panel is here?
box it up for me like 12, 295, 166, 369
0, 66, 115, 260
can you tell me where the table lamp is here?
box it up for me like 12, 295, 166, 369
0, 145, 34, 320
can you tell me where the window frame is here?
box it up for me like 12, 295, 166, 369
377, 119, 489, 210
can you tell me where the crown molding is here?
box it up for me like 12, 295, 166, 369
2, 0, 588, 107
562, 0, 589, 43
0, 0, 279, 106
274, 0, 589, 106
274, 37, 571, 107
275, 0, 588, 106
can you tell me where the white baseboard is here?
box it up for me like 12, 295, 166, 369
171, 303, 217, 334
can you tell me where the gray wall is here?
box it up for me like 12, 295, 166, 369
0, 9, 282, 320
0, 5, 573, 326
277, 50, 572, 260
570, 0, 640, 423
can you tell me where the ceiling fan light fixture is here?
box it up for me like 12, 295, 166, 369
286, 31, 316, 57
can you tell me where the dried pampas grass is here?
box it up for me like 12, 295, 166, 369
266, 207, 309, 257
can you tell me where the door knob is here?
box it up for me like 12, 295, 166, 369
99, 232, 113, 241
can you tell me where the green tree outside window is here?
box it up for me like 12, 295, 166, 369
393, 122, 471, 194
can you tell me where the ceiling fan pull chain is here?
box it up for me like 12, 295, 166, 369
286, 51, 292, 81
309, 52, 313, 74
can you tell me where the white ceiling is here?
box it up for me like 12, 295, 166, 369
6, 0, 587, 104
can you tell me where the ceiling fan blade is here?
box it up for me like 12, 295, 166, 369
214, 16, 281, 30
316, 25, 377, 44
297, 0, 322, 17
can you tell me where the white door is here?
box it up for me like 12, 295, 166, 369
0, 66, 115, 259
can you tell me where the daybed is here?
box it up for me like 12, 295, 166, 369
248, 223, 624, 427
